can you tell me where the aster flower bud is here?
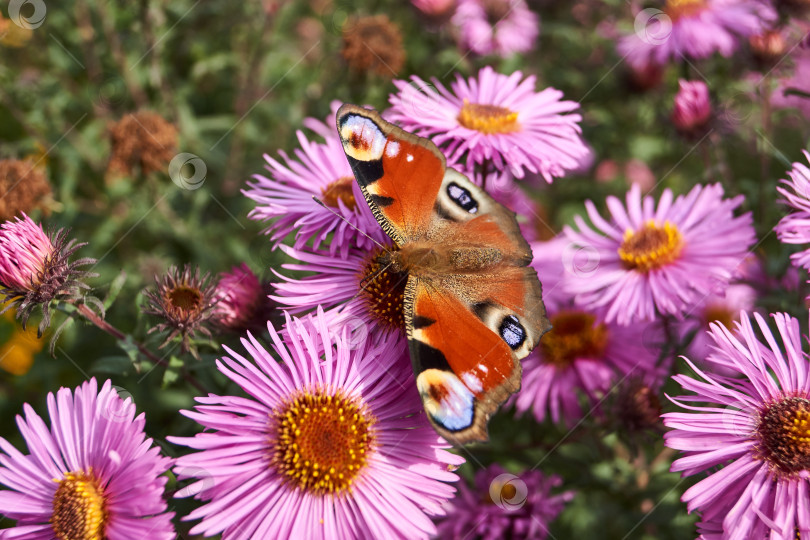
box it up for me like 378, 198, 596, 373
106, 111, 178, 181
143, 265, 216, 358
671, 79, 712, 137
0, 214, 96, 335
212, 263, 272, 333
341, 15, 405, 77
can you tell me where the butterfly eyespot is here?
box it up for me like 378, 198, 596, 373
447, 182, 478, 214
499, 315, 526, 350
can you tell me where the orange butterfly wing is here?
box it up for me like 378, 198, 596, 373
337, 103, 549, 444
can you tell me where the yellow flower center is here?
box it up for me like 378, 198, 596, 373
618, 220, 683, 272
321, 176, 357, 211
703, 305, 734, 329
51, 470, 107, 540
664, 0, 707, 20
756, 397, 810, 476
358, 246, 407, 333
539, 311, 608, 369
271, 389, 375, 495
457, 100, 520, 135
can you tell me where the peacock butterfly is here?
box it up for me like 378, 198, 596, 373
336, 103, 550, 444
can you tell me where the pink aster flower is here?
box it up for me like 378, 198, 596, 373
618, 0, 776, 69
0, 378, 175, 539
243, 111, 383, 259
212, 263, 271, 332
0, 214, 95, 334
672, 79, 712, 136
451, 0, 539, 58
387, 66, 588, 182
169, 310, 462, 539
513, 239, 665, 425
435, 464, 574, 540
773, 48, 810, 119
563, 183, 756, 325
681, 282, 758, 372
664, 311, 810, 539
271, 241, 412, 342
776, 151, 810, 271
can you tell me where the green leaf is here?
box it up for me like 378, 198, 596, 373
162, 355, 184, 387
91, 355, 133, 375
103, 270, 128, 310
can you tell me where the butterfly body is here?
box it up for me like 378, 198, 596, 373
336, 104, 549, 444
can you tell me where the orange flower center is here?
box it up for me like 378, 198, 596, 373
457, 100, 520, 135
168, 286, 203, 312
271, 389, 375, 494
618, 220, 683, 272
321, 176, 357, 211
358, 246, 407, 333
539, 311, 608, 369
51, 470, 107, 540
756, 397, 810, 476
664, 0, 707, 20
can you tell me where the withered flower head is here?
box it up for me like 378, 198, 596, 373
341, 15, 405, 77
0, 159, 52, 222
106, 111, 178, 180
0, 214, 96, 335
143, 265, 216, 357
612, 377, 663, 435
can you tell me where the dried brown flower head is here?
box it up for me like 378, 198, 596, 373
0, 159, 52, 222
143, 265, 216, 358
106, 111, 178, 180
341, 15, 405, 77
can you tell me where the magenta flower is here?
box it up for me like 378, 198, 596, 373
387, 66, 588, 182
212, 263, 269, 332
776, 151, 810, 271
671, 79, 711, 135
243, 111, 384, 259
0, 214, 95, 334
564, 183, 756, 325
513, 239, 664, 425
169, 310, 462, 539
451, 0, 539, 58
0, 378, 174, 539
618, 0, 776, 69
664, 311, 810, 538
435, 464, 574, 540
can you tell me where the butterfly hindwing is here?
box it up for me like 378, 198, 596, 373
337, 103, 446, 245
407, 266, 548, 443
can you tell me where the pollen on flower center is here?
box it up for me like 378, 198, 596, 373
664, 0, 707, 20
358, 246, 407, 333
618, 220, 683, 272
321, 176, 357, 211
51, 470, 108, 540
539, 311, 608, 368
271, 389, 375, 495
457, 100, 520, 135
168, 286, 202, 311
756, 396, 810, 476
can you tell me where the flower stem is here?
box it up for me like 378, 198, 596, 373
73, 303, 207, 393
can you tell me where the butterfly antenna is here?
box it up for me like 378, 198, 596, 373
312, 196, 391, 253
